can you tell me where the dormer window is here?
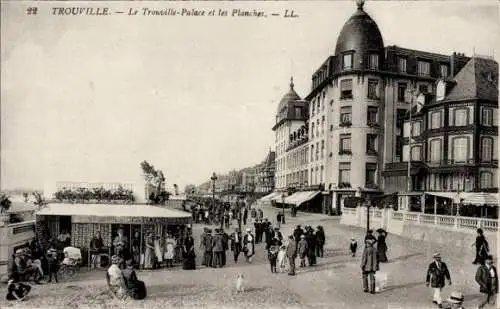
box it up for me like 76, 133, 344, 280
398, 57, 407, 73
368, 53, 379, 70
342, 53, 353, 70
440, 64, 448, 78
417, 60, 430, 76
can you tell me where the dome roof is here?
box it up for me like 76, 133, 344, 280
334, 1, 384, 59
277, 77, 301, 113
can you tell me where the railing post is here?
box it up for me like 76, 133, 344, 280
454, 216, 459, 229
477, 219, 482, 229
417, 213, 421, 224
434, 214, 438, 226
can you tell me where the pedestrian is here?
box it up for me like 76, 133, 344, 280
447, 291, 465, 309
200, 228, 207, 266
203, 229, 213, 268
425, 252, 451, 308
286, 235, 297, 276
212, 229, 224, 268
224, 210, 230, 229
254, 219, 262, 244
267, 236, 282, 273
243, 208, 248, 225
365, 230, 377, 244
182, 229, 196, 270
163, 233, 176, 268
472, 228, 490, 265
298, 235, 308, 267
143, 233, 155, 270
274, 227, 283, 242
315, 226, 325, 258
360, 239, 379, 294
305, 227, 317, 266
243, 228, 255, 263
350, 238, 358, 257
6, 276, 31, 301
258, 208, 264, 220
46, 248, 59, 283
293, 225, 303, 242
475, 254, 498, 309
376, 229, 388, 263
230, 227, 242, 263
222, 229, 229, 266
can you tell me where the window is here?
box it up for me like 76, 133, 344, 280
480, 172, 493, 189
342, 53, 353, 70
321, 116, 325, 134
481, 137, 493, 162
412, 121, 421, 136
419, 84, 428, 94
398, 83, 407, 102
340, 134, 351, 153
430, 112, 441, 129
366, 134, 377, 154
317, 98, 320, 110
417, 60, 430, 76
330, 99, 334, 107
454, 108, 468, 126
367, 106, 378, 124
315, 142, 319, 160
411, 146, 421, 161
330, 124, 334, 131
340, 106, 352, 124
322, 92, 326, 110
339, 162, 351, 184
367, 79, 378, 99
369, 54, 379, 70
310, 145, 314, 161
295, 107, 301, 118
398, 57, 407, 73
316, 119, 319, 136
321, 140, 325, 159
452, 137, 468, 163
429, 139, 441, 163
365, 163, 377, 186
320, 166, 324, 183
311, 123, 315, 138
440, 64, 448, 78
340, 79, 353, 99
311, 99, 315, 116
482, 108, 493, 126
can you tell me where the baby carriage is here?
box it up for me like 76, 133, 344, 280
59, 247, 82, 280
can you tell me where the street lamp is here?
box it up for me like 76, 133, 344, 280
210, 172, 220, 228
281, 193, 286, 225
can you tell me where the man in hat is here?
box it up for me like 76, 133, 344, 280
230, 227, 242, 263
286, 235, 297, 276
298, 235, 308, 267
212, 229, 225, 268
293, 225, 303, 242
202, 229, 213, 267
200, 228, 208, 266
475, 254, 498, 308
361, 239, 379, 294
447, 291, 465, 309
274, 227, 283, 242
254, 219, 262, 244
426, 252, 451, 308
365, 230, 377, 243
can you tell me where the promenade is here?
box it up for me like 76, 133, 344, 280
0, 205, 492, 309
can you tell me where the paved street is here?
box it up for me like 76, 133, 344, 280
0, 206, 491, 309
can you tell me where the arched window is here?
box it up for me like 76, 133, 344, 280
480, 172, 493, 189
481, 137, 493, 162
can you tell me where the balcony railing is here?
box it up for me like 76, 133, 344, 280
389, 212, 498, 232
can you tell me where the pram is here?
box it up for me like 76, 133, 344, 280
59, 247, 82, 280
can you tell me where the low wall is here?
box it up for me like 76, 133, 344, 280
341, 208, 498, 257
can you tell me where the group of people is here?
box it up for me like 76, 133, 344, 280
106, 255, 147, 300
191, 201, 250, 227
265, 225, 326, 275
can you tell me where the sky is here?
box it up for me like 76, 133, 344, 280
1, 0, 499, 193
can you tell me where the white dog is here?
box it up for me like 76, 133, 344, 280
235, 273, 245, 293
375, 272, 389, 292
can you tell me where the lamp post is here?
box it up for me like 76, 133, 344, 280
281, 192, 286, 225
211, 172, 219, 228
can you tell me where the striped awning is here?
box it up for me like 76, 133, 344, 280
260, 192, 281, 202
284, 191, 320, 207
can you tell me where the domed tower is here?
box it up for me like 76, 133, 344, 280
273, 78, 309, 190
307, 0, 385, 214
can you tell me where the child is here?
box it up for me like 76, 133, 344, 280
46, 248, 59, 283
350, 238, 358, 257
6, 276, 31, 301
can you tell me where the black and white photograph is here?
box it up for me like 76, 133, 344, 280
0, 0, 499, 308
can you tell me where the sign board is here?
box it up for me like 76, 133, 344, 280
72, 215, 191, 225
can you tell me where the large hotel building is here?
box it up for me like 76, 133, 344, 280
271, 0, 498, 214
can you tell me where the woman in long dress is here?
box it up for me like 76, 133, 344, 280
376, 229, 388, 263
182, 230, 196, 270
164, 233, 176, 268
277, 242, 288, 273
154, 235, 163, 268
143, 233, 154, 269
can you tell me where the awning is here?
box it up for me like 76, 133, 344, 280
284, 191, 320, 206
461, 192, 498, 206
259, 192, 281, 202
36, 203, 192, 225
424, 192, 457, 199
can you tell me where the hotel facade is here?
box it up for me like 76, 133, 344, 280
270, 0, 498, 215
